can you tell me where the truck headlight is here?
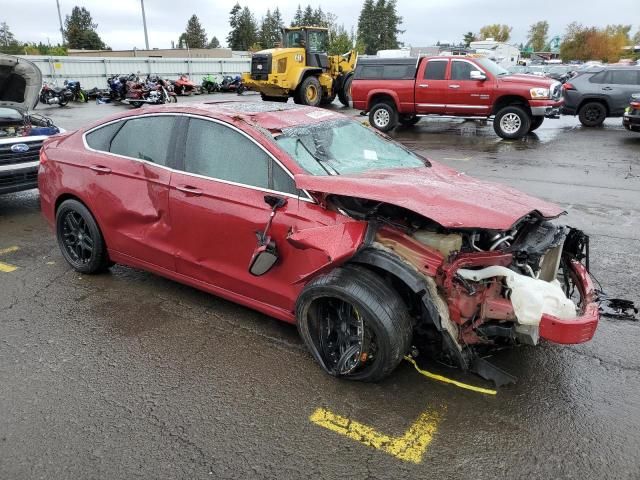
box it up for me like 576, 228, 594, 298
530, 88, 550, 99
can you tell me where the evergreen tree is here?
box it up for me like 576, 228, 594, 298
463, 31, 476, 47
357, 0, 376, 55
0, 22, 21, 54
227, 3, 242, 48
378, 0, 403, 50
64, 6, 107, 50
291, 5, 303, 27
208, 36, 221, 48
232, 7, 259, 50
527, 21, 549, 52
180, 14, 208, 49
260, 8, 284, 49
302, 5, 315, 26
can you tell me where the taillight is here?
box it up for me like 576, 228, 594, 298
39, 147, 48, 165
563, 82, 575, 91
631, 102, 640, 108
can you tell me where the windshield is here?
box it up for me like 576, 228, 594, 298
474, 57, 509, 76
276, 120, 428, 176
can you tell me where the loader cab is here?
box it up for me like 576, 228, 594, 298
282, 27, 329, 70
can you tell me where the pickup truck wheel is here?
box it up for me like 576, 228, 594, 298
529, 116, 544, 132
493, 106, 531, 139
297, 76, 322, 107
296, 265, 412, 382
578, 102, 606, 127
399, 115, 420, 126
369, 103, 398, 132
338, 74, 353, 107
56, 199, 111, 274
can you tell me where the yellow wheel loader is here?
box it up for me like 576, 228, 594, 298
242, 26, 357, 107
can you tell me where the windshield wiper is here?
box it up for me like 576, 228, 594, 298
295, 138, 339, 176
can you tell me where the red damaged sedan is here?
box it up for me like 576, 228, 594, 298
38, 101, 598, 383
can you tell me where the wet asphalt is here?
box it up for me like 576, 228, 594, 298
1, 94, 639, 480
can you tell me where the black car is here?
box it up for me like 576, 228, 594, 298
623, 93, 640, 132
1, 53, 62, 195
562, 66, 640, 127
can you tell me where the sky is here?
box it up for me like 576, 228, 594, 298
2, 0, 639, 50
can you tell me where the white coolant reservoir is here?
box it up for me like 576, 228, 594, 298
413, 231, 462, 257
457, 266, 577, 325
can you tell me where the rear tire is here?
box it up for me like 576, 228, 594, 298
338, 74, 353, 107
578, 101, 606, 127
399, 115, 420, 126
296, 76, 322, 107
296, 265, 412, 382
493, 105, 531, 139
369, 102, 398, 132
320, 92, 337, 105
56, 199, 111, 274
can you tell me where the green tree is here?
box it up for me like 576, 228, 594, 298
208, 36, 221, 48
64, 6, 107, 50
231, 7, 259, 50
227, 3, 242, 48
259, 9, 284, 49
357, 0, 402, 55
291, 4, 304, 27
560, 22, 629, 63
179, 14, 208, 49
378, 0, 403, 50
357, 0, 377, 54
478, 24, 512, 42
527, 21, 549, 51
301, 5, 315, 26
633, 28, 640, 45
328, 24, 352, 55
462, 31, 476, 47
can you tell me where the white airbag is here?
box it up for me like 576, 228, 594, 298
457, 266, 577, 326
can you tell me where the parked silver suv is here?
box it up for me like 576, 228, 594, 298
562, 66, 640, 127
0, 54, 62, 195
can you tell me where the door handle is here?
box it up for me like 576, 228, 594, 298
602, 87, 613, 91
176, 185, 203, 196
449, 84, 461, 89
418, 84, 429, 88
89, 165, 111, 174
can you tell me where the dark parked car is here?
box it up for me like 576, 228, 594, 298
1, 53, 61, 195
38, 102, 598, 384
623, 93, 640, 132
562, 66, 640, 126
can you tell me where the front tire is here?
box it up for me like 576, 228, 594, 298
578, 101, 606, 127
296, 76, 322, 107
493, 105, 531, 139
369, 102, 398, 132
56, 199, 110, 274
296, 266, 412, 382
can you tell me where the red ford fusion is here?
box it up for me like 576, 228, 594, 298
38, 101, 598, 384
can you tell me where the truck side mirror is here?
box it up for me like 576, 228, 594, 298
470, 70, 486, 81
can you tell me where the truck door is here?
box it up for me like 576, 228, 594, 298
415, 59, 449, 114
445, 59, 493, 116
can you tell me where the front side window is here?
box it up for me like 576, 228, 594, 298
451, 61, 475, 80
109, 116, 175, 166
424, 61, 447, 80
184, 119, 299, 195
276, 119, 427, 176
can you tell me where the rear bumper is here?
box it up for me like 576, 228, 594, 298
539, 260, 599, 344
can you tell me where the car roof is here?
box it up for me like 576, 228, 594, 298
85, 101, 343, 133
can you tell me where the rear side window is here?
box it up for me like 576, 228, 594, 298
424, 61, 447, 80
610, 70, 639, 85
85, 122, 123, 151
358, 65, 384, 79
110, 116, 175, 166
356, 64, 415, 80
450, 61, 475, 80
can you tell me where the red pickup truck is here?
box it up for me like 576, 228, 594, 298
351, 56, 563, 139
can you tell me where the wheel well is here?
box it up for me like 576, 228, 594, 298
369, 93, 396, 111
493, 95, 531, 115
577, 97, 610, 115
55, 193, 87, 213
297, 69, 322, 88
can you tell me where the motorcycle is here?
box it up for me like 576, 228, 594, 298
172, 74, 198, 96
106, 73, 136, 101
64, 79, 88, 102
39, 82, 73, 107
201, 74, 220, 94
220, 75, 245, 95
125, 75, 177, 108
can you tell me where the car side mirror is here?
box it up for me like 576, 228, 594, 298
470, 70, 486, 81
249, 243, 278, 276
264, 194, 287, 210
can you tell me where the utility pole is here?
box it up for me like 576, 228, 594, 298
56, 0, 64, 44
140, 0, 149, 50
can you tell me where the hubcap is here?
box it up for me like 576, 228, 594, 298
306, 85, 318, 102
373, 109, 390, 128
61, 211, 94, 264
500, 112, 522, 134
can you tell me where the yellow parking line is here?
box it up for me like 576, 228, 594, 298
310, 407, 439, 464
0, 262, 18, 273
0, 246, 19, 256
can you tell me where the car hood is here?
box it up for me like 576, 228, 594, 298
294, 162, 565, 230
0, 53, 41, 112
497, 74, 555, 88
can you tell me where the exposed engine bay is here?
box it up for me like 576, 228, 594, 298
0, 107, 59, 138
328, 195, 599, 384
